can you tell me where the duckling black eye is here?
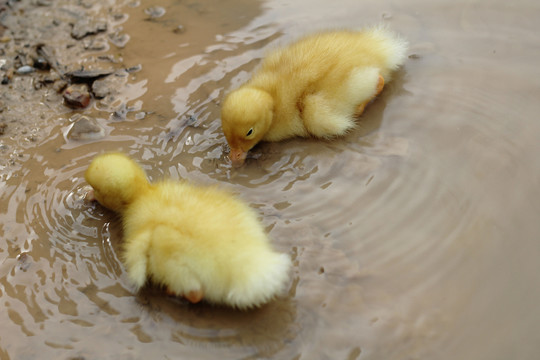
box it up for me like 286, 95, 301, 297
246, 128, 253, 137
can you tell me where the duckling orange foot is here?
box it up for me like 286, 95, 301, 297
165, 287, 203, 303
375, 74, 385, 96
165, 287, 177, 297
185, 290, 203, 304
355, 102, 368, 116
355, 75, 385, 117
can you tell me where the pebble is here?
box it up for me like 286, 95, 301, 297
125, 64, 142, 73
53, 79, 68, 93
108, 32, 130, 48
71, 19, 108, 40
41, 71, 61, 84
63, 84, 92, 108
83, 37, 108, 51
17, 252, 31, 271
65, 68, 114, 82
67, 116, 105, 140
16, 65, 35, 74
91, 71, 127, 98
33, 56, 50, 70
144, 6, 166, 18
173, 25, 185, 34
110, 103, 129, 121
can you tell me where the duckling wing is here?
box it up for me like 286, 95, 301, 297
145, 225, 203, 297
123, 229, 152, 290
123, 225, 204, 297
302, 66, 381, 138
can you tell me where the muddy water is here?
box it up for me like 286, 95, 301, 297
2, 0, 540, 359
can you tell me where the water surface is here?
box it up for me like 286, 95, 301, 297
1, 0, 540, 359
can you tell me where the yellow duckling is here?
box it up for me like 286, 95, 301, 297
221, 26, 408, 166
85, 153, 290, 309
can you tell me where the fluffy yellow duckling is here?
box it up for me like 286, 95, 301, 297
85, 153, 290, 309
221, 26, 408, 166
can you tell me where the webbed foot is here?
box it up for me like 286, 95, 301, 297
355, 75, 385, 117
185, 289, 203, 304
165, 287, 203, 304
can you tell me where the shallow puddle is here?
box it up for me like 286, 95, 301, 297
1, 0, 540, 359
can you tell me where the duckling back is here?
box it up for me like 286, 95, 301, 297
122, 180, 291, 309
256, 26, 407, 88
252, 27, 407, 140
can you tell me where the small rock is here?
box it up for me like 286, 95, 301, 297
125, 64, 142, 73
110, 103, 130, 121
91, 76, 114, 99
17, 252, 31, 271
83, 37, 108, 51
108, 32, 130, 48
36, 44, 66, 75
113, 13, 127, 22
16, 65, 35, 74
63, 84, 91, 108
71, 19, 107, 40
91, 71, 127, 98
67, 116, 105, 140
34, 81, 45, 90
33, 56, 50, 70
65, 68, 114, 83
2, 69, 15, 85
144, 6, 166, 19
42, 71, 61, 84
0, 123, 6, 135
53, 79, 68, 92
13, 54, 25, 69
173, 25, 185, 34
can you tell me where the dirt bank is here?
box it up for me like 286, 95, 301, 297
0, 0, 133, 173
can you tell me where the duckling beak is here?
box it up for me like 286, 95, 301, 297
85, 188, 96, 202
229, 148, 247, 167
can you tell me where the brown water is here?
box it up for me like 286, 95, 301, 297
2, 0, 540, 359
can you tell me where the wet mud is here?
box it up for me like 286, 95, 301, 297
1, 0, 540, 359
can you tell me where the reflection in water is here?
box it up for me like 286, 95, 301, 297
2, 0, 540, 359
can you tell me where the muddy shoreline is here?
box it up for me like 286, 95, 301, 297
0, 0, 135, 170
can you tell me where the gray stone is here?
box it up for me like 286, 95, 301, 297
67, 116, 105, 140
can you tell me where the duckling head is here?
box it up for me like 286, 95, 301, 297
221, 87, 274, 166
85, 153, 150, 212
